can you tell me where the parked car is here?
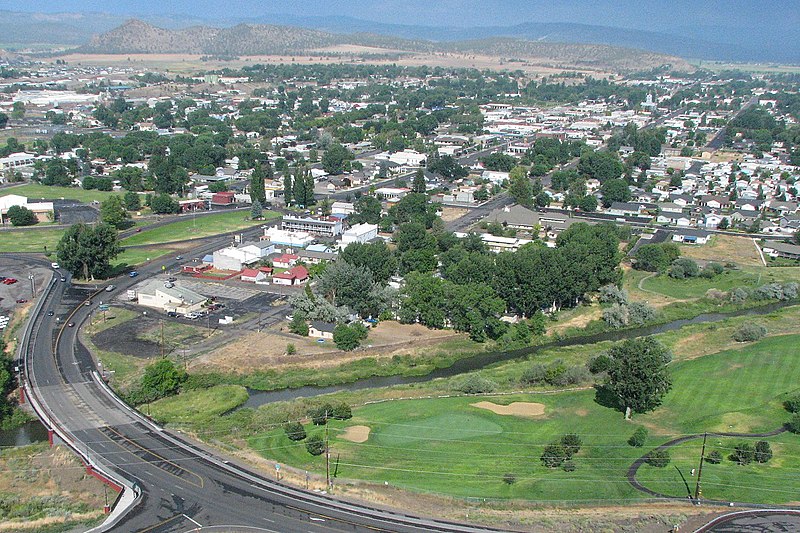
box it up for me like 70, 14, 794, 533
67, 322, 75, 327
3, 278, 17, 285
175, 255, 183, 260
60, 277, 66, 282
166, 311, 178, 318
47, 310, 54, 316
129, 271, 138, 277
15, 299, 27, 304
105, 284, 115, 292
51, 262, 60, 269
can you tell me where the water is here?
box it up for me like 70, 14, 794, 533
0, 420, 49, 447
240, 301, 793, 409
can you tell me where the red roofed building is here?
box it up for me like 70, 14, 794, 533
273, 253, 299, 269
273, 265, 309, 286
240, 268, 268, 283
211, 191, 235, 205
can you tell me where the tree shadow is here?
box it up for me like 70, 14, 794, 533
593, 384, 621, 411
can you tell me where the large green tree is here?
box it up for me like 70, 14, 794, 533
341, 241, 397, 283
606, 337, 672, 418
56, 223, 121, 280
100, 195, 130, 229
321, 143, 354, 175
249, 163, 268, 204
578, 150, 624, 182
350, 195, 382, 225
7, 205, 36, 226
508, 169, 533, 207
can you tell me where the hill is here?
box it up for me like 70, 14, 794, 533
80, 19, 688, 72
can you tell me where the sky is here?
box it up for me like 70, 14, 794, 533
9, 0, 800, 31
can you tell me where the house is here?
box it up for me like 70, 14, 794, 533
281, 215, 343, 237
484, 204, 538, 230
211, 191, 236, 205
387, 150, 426, 167
0, 194, 54, 224
672, 229, 711, 245
762, 241, 800, 260
238, 240, 276, 259
136, 280, 207, 314
273, 265, 309, 286
212, 241, 274, 271
273, 254, 299, 269
297, 249, 338, 264
240, 268, 268, 283
704, 213, 727, 229
374, 187, 410, 201
308, 321, 335, 340
606, 202, 645, 217
340, 223, 379, 247
477, 233, 534, 253
331, 201, 355, 215
481, 171, 510, 185
699, 195, 730, 210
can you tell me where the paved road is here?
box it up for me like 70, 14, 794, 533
19, 240, 508, 532
696, 510, 800, 532
705, 95, 759, 151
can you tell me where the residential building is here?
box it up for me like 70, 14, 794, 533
273, 254, 299, 269
374, 187, 410, 201
331, 201, 355, 215
273, 265, 309, 286
281, 215, 343, 237
671, 229, 711, 244
308, 321, 335, 340
762, 241, 800, 260
240, 268, 269, 283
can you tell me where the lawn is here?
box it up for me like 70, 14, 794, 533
121, 210, 278, 246
1, 183, 115, 203
112, 246, 176, 271
248, 334, 800, 503
145, 385, 249, 427
0, 227, 64, 253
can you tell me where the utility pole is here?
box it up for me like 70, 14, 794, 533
694, 432, 707, 501
28, 274, 35, 298
160, 320, 164, 358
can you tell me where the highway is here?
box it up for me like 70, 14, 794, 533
19, 236, 508, 532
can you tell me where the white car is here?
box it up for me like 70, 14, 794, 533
105, 285, 115, 292
51, 262, 60, 269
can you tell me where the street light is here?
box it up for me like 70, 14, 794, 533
28, 274, 35, 298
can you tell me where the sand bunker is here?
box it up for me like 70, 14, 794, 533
341, 425, 371, 443
471, 401, 546, 418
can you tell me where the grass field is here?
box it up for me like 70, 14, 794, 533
0, 227, 65, 253
146, 385, 249, 426
1, 183, 115, 203
121, 210, 278, 246
249, 334, 800, 503
112, 246, 176, 271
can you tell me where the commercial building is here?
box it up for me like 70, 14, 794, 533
0, 194, 54, 224
136, 280, 207, 314
281, 215, 343, 237
340, 223, 379, 247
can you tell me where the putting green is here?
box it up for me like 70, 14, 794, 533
373, 413, 503, 446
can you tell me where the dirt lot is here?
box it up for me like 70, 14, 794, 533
92, 311, 207, 358
680, 234, 763, 267
191, 321, 462, 374
439, 207, 470, 223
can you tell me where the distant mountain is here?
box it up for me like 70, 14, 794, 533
77, 20, 688, 72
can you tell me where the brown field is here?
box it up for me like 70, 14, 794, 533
190, 321, 463, 374
471, 401, 545, 418
439, 207, 470, 223
679, 235, 762, 267
54, 51, 608, 78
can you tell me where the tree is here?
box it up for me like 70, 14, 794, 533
732, 323, 767, 342
333, 323, 368, 351
321, 143, 353, 175
732, 442, 755, 465
284, 421, 306, 441
100, 195, 130, 229
350, 195, 382, 225
646, 449, 670, 467
56, 223, 121, 280
481, 153, 517, 172
634, 243, 680, 272
534, 191, 551, 207
541, 443, 568, 468
628, 427, 648, 447
7, 205, 36, 226
140, 359, 186, 402
123, 191, 141, 211
282, 173, 293, 205
305, 434, 325, 456
508, 170, 532, 206
578, 150, 624, 182
250, 199, 263, 220
289, 314, 309, 336
579, 195, 598, 212
150, 193, 179, 214
600, 178, 631, 207
605, 337, 672, 418
316, 261, 390, 318
560, 434, 582, 458
706, 450, 723, 464
209, 182, 228, 193
0, 113, 7, 129
754, 440, 772, 463
412, 168, 426, 194
341, 241, 397, 283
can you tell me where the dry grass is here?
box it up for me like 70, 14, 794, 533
439, 207, 470, 223
679, 235, 762, 267
191, 321, 461, 374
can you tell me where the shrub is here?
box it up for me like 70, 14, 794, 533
705, 288, 727, 301
562, 460, 576, 472
588, 354, 613, 374
502, 473, 516, 485
456, 374, 497, 394
788, 413, 800, 433
7, 205, 36, 226
308, 403, 334, 425
729, 287, 749, 304
285, 343, 297, 355
551, 365, 591, 386
541, 443, 567, 468
560, 434, 582, 458
670, 258, 700, 278
305, 434, 326, 456
754, 440, 772, 463
732, 323, 767, 342
599, 284, 628, 305
520, 364, 547, 385
627, 302, 656, 326
701, 262, 724, 278
732, 442, 755, 465
544, 360, 568, 384
646, 449, 670, 468
289, 315, 309, 336
333, 323, 368, 351
331, 402, 352, 420
668, 264, 686, 279
603, 303, 629, 328
628, 427, 648, 447
784, 394, 800, 413
284, 421, 307, 441
706, 450, 722, 464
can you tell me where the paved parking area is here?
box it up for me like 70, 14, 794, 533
178, 279, 258, 301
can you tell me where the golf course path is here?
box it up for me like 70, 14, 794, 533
627, 426, 788, 499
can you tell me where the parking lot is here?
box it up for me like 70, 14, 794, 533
0, 260, 52, 315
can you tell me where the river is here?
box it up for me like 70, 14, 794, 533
240, 301, 794, 409
0, 420, 49, 447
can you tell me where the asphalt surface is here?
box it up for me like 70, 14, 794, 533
20, 238, 507, 532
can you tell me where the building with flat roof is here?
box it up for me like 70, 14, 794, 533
262, 227, 315, 249
136, 280, 207, 314
0, 194, 54, 224
281, 215, 343, 237
340, 223, 378, 247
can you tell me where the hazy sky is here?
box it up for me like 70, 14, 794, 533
10, 0, 799, 31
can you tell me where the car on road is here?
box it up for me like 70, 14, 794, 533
175, 255, 183, 260
67, 322, 75, 327
51, 262, 60, 269
129, 271, 138, 277
166, 311, 178, 318
167, 277, 177, 282
84, 301, 91, 306
105, 285, 115, 292
60, 277, 66, 282
47, 311, 54, 316
15, 299, 27, 304
184, 312, 201, 320
135, 228, 142, 233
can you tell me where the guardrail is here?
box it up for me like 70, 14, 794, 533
18, 273, 142, 532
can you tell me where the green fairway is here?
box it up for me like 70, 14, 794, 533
249, 333, 800, 503
121, 210, 278, 246
1, 183, 115, 203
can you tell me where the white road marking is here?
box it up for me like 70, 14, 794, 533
183, 514, 202, 527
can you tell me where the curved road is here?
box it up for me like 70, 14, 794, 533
19, 243, 509, 532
